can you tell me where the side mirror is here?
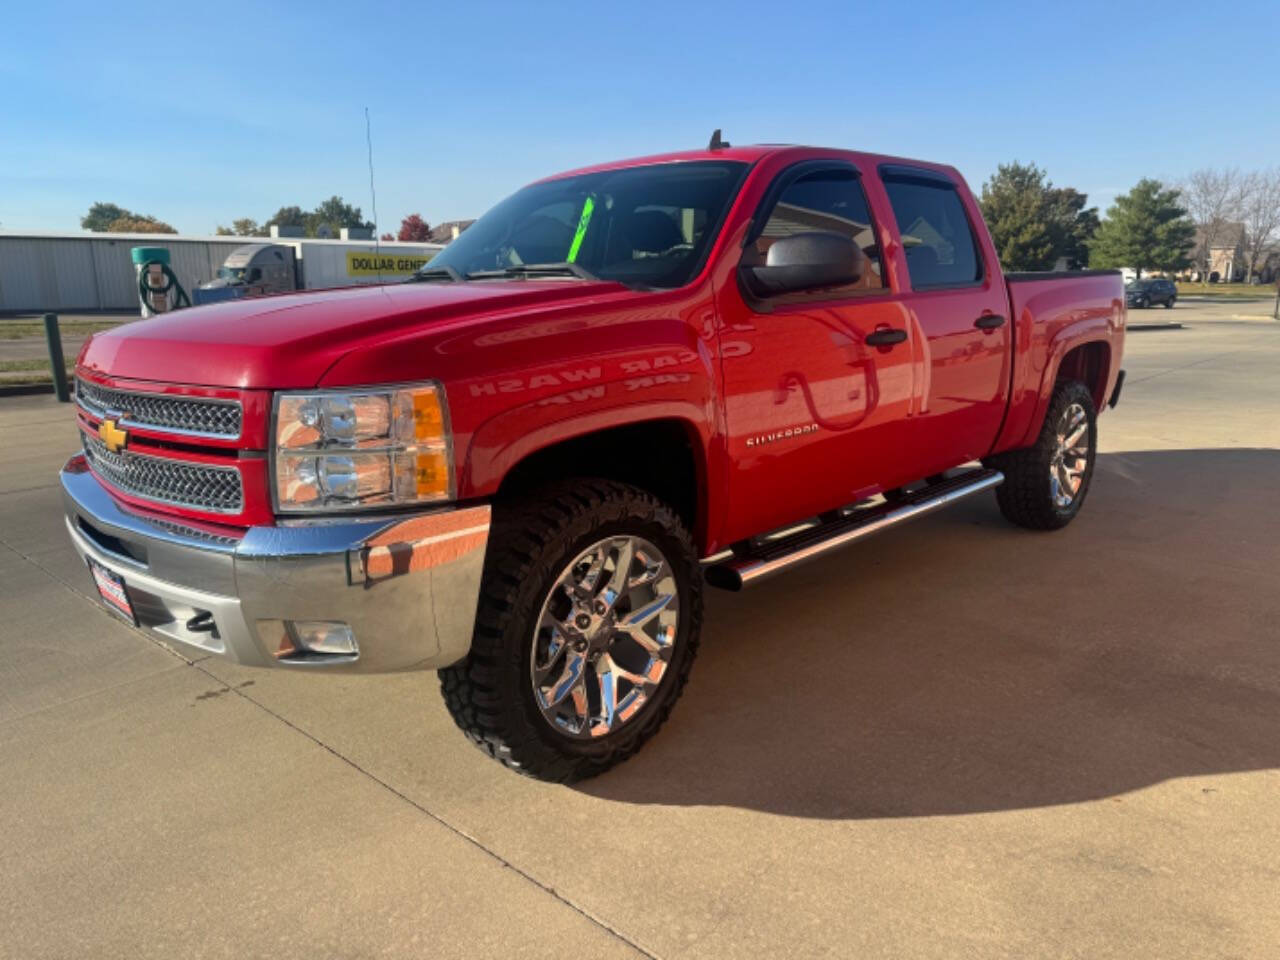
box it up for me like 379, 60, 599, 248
740, 231, 862, 298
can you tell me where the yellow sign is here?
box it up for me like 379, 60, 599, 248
99, 419, 128, 454
345, 252, 433, 277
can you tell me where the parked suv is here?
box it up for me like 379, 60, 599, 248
1125, 278, 1176, 308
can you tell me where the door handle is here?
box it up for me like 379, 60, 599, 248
974, 314, 1005, 330
865, 328, 908, 347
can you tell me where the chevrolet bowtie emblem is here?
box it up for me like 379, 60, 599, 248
98, 418, 128, 454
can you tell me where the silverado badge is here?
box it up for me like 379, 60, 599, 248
745, 423, 819, 448
98, 418, 128, 454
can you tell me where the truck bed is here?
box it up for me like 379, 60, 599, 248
995, 269, 1125, 453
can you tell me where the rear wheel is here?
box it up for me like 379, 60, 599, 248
439, 479, 702, 782
987, 380, 1097, 530
1165, 296, 1175, 308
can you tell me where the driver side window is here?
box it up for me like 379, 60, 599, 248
752, 169, 884, 293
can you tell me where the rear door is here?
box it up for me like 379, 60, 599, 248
877, 166, 1010, 475
715, 160, 918, 542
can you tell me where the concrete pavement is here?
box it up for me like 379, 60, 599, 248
1, 301, 1277, 958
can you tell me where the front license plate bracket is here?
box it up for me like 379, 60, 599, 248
87, 557, 138, 626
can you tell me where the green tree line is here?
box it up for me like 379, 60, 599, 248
80, 202, 176, 234
214, 196, 374, 239
978, 163, 1194, 277
80, 196, 375, 240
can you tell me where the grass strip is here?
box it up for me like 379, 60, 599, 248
0, 371, 72, 385
1175, 282, 1277, 298
0, 359, 76, 373
0, 322, 121, 340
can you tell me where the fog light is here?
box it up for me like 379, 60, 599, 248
290, 620, 358, 656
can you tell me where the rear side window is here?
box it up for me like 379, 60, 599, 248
752, 168, 884, 293
881, 171, 983, 289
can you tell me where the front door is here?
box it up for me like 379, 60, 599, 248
715, 162, 918, 543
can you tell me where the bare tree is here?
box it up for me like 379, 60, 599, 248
1180, 168, 1245, 282
1239, 169, 1280, 283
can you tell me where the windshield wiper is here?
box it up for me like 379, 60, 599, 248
405, 265, 464, 283
465, 262, 599, 282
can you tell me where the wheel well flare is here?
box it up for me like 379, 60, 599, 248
1056, 341, 1110, 411
497, 420, 702, 534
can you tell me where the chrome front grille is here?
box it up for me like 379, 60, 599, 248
76, 377, 242, 439
82, 433, 244, 514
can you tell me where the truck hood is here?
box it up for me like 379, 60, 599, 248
78, 280, 626, 389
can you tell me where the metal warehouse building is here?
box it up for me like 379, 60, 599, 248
0, 231, 442, 312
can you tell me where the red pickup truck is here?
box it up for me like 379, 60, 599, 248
64, 141, 1125, 780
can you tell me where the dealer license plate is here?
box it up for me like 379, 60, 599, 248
87, 557, 137, 625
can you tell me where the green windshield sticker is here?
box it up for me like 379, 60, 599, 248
566, 195, 595, 263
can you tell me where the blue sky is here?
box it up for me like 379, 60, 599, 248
2, 0, 1276, 235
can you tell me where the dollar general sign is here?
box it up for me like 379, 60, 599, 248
346, 253, 434, 276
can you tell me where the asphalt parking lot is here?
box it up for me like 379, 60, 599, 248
2, 298, 1277, 959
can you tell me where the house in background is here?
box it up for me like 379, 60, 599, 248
1196, 222, 1244, 282
1183, 223, 1279, 283
428, 220, 476, 245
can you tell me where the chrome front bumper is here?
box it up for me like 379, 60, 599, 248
60, 455, 490, 672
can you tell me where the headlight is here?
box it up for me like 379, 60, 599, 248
272, 383, 452, 513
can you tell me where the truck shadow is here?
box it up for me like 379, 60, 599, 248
579, 448, 1280, 819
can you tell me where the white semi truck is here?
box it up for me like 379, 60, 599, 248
194, 239, 443, 304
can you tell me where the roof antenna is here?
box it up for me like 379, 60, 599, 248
708, 128, 730, 150
366, 106, 380, 282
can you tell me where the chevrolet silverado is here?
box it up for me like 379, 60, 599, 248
64, 140, 1125, 780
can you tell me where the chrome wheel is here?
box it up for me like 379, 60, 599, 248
1050, 402, 1090, 509
530, 536, 679, 739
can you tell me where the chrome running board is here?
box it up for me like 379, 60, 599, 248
704, 468, 1004, 591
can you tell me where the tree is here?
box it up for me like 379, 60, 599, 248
81, 202, 176, 234
1089, 179, 1195, 278
1180, 168, 1245, 283
397, 213, 432, 242
1047, 187, 1100, 270
80, 202, 131, 231
1239, 169, 1280, 283
104, 215, 177, 234
217, 219, 264, 237
978, 162, 1099, 271
305, 196, 372, 238
380, 232, 395, 241
265, 205, 306, 233
262, 199, 374, 238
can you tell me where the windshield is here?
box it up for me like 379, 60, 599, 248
217, 266, 246, 282
421, 160, 748, 289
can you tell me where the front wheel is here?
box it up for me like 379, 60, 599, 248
987, 380, 1098, 530
1165, 297, 1176, 309
439, 480, 702, 782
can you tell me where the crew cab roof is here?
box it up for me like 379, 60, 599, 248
531, 144, 965, 187
532, 145, 780, 183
